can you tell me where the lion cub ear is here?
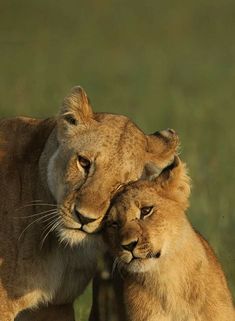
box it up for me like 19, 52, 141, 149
155, 156, 191, 209
59, 86, 93, 126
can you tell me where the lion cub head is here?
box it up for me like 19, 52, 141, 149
47, 86, 179, 246
105, 156, 191, 272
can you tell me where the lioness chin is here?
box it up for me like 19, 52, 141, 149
105, 156, 234, 321
0, 86, 178, 321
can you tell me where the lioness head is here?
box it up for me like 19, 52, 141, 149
47, 86, 179, 246
105, 156, 191, 272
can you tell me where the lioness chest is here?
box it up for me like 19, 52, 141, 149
28, 241, 98, 306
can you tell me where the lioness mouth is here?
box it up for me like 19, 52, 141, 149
64, 226, 84, 232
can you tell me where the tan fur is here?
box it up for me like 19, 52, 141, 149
105, 157, 235, 321
0, 86, 178, 320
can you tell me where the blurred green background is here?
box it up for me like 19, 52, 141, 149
1, 0, 235, 319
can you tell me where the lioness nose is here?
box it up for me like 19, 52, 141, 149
121, 240, 138, 252
74, 208, 97, 225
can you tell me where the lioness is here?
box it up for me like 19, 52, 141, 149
105, 156, 234, 321
0, 86, 178, 321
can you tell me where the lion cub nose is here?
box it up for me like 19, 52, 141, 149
73, 208, 97, 225
121, 240, 138, 252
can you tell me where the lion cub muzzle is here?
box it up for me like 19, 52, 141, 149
119, 226, 161, 264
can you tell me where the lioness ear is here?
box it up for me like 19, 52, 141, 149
143, 129, 179, 180
155, 156, 180, 184
141, 163, 162, 181
155, 156, 191, 209
60, 86, 93, 125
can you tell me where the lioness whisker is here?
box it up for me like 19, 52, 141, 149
16, 202, 57, 211
24, 199, 56, 205
24, 200, 47, 204
18, 212, 58, 241
40, 218, 62, 248
41, 216, 61, 237
29, 203, 57, 207
62, 239, 70, 249
19, 199, 45, 205
111, 257, 119, 278
39, 219, 60, 247
17, 209, 58, 219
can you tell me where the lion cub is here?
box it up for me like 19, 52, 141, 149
105, 156, 234, 321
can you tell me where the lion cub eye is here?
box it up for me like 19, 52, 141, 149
77, 156, 91, 173
140, 206, 153, 219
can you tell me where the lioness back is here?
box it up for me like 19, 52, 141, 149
0, 117, 55, 159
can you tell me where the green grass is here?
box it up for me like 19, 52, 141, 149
1, 0, 235, 319
74, 286, 92, 321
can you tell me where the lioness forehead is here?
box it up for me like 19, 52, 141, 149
95, 113, 146, 142
122, 181, 155, 198
70, 113, 147, 154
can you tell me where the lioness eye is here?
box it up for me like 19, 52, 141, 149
140, 206, 153, 219
77, 156, 91, 172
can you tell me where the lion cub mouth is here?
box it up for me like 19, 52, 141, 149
147, 251, 161, 259
121, 250, 161, 264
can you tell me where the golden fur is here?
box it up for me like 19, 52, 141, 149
105, 156, 234, 321
0, 86, 178, 321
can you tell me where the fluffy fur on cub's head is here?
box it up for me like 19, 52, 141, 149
104, 156, 191, 273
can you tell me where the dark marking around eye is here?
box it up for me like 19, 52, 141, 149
140, 206, 153, 219
78, 155, 91, 173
